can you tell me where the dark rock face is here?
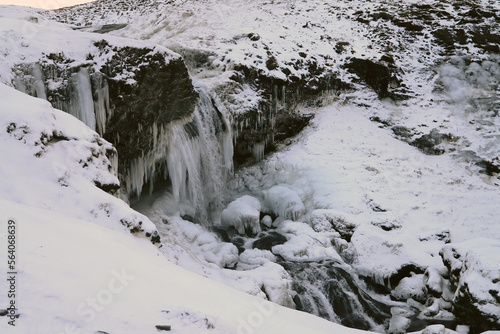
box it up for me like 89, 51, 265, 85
95, 41, 198, 175
410, 129, 456, 155
12, 40, 198, 199
354, 1, 500, 56
280, 260, 392, 330
346, 58, 393, 98
392, 126, 414, 141
252, 231, 287, 250
229, 65, 347, 166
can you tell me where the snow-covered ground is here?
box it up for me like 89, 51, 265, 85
0, 0, 499, 333
0, 199, 366, 334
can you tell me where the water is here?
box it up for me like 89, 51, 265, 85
280, 260, 392, 332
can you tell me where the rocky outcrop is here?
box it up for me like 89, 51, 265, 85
94, 40, 198, 181
440, 239, 500, 333
219, 65, 346, 166
11, 38, 198, 199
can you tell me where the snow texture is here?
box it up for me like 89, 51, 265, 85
221, 195, 261, 235
0, 83, 157, 239
263, 185, 305, 221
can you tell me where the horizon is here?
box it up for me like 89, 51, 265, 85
0, 0, 94, 9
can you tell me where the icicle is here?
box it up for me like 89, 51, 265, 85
251, 141, 266, 162
32, 63, 47, 100
93, 72, 110, 135
68, 67, 96, 131
123, 86, 234, 224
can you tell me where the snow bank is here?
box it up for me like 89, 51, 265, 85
221, 195, 261, 235
263, 185, 305, 221
0, 83, 157, 240
0, 199, 362, 334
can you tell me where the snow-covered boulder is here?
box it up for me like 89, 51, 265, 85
388, 314, 411, 334
272, 221, 341, 262
391, 273, 426, 302
310, 209, 358, 241
237, 248, 277, 271
351, 224, 437, 289
221, 195, 261, 235
263, 185, 305, 221
440, 239, 500, 332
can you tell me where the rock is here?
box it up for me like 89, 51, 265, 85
391, 273, 426, 302
261, 215, 273, 228
433, 29, 457, 49
424, 266, 447, 298
440, 239, 500, 332
410, 129, 457, 155
392, 125, 414, 141
388, 315, 411, 334
221, 195, 262, 236
252, 231, 288, 250
155, 325, 171, 331
422, 324, 446, 334
419, 230, 451, 244
237, 248, 276, 270
310, 209, 357, 241
263, 185, 305, 221
345, 58, 396, 97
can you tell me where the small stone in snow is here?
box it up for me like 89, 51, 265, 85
155, 325, 171, 331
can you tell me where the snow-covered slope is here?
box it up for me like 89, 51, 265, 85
0, 198, 368, 334
0, 82, 158, 239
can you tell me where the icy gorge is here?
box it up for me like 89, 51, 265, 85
0, 0, 499, 333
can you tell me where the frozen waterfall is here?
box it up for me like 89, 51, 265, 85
125, 87, 234, 223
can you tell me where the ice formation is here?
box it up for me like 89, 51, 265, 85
123, 87, 233, 222
263, 185, 305, 221
14, 64, 109, 134
220, 195, 261, 235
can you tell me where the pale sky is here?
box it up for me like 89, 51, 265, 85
0, 0, 94, 9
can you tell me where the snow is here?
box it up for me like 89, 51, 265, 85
0, 199, 361, 334
2, 0, 500, 332
237, 249, 277, 270
263, 185, 305, 221
0, 83, 157, 237
0, 79, 369, 334
391, 274, 426, 302
221, 195, 261, 235
0, 6, 180, 90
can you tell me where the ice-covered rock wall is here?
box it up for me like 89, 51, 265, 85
126, 87, 234, 222
9, 37, 200, 202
